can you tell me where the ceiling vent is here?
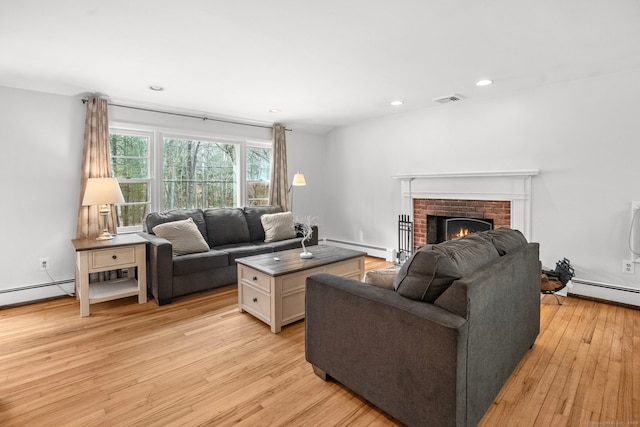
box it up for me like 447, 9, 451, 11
432, 94, 463, 104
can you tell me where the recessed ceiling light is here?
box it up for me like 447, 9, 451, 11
476, 79, 493, 87
269, 109, 281, 113
390, 100, 404, 106
149, 85, 164, 91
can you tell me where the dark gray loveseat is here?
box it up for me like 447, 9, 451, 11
305, 229, 540, 427
140, 205, 318, 305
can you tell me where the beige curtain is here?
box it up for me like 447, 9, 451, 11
269, 124, 289, 210
76, 97, 117, 239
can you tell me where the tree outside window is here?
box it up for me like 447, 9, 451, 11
163, 137, 238, 210
246, 145, 272, 206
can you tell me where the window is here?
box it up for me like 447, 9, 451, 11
109, 131, 152, 232
246, 143, 272, 206
109, 126, 272, 232
162, 136, 238, 210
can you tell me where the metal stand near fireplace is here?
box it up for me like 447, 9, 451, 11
397, 214, 413, 264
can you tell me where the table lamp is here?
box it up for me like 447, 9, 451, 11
82, 177, 125, 240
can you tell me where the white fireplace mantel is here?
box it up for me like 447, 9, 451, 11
393, 169, 539, 239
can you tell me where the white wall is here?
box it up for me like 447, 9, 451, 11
0, 86, 324, 306
0, 86, 85, 304
3, 68, 639, 306
323, 69, 640, 292
286, 131, 326, 235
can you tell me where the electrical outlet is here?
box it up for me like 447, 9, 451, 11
39, 257, 49, 271
622, 260, 634, 274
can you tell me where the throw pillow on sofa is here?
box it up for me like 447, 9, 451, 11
363, 268, 398, 290
152, 217, 211, 256
261, 212, 297, 242
393, 234, 500, 302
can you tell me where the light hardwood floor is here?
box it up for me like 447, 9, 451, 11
0, 257, 638, 426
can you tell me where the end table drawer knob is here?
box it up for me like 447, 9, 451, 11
253, 276, 258, 281
253, 297, 258, 303
112, 255, 117, 260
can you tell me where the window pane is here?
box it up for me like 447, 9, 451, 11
116, 204, 149, 227
110, 134, 149, 157
119, 182, 148, 203
248, 182, 269, 206
247, 147, 271, 181
111, 158, 148, 179
109, 131, 151, 231
163, 138, 237, 210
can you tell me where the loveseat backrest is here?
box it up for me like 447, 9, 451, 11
243, 205, 283, 242
204, 208, 250, 247
143, 209, 208, 243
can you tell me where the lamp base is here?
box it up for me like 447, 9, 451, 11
96, 209, 114, 240
300, 252, 313, 259
96, 231, 115, 240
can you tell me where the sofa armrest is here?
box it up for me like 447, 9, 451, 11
138, 232, 174, 305
305, 273, 467, 427
434, 242, 540, 425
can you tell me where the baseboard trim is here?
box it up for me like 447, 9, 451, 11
566, 293, 640, 311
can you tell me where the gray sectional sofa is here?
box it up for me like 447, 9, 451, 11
305, 228, 540, 427
140, 205, 318, 305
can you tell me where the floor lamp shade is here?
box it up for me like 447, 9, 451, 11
82, 177, 125, 240
292, 172, 306, 186
289, 172, 307, 213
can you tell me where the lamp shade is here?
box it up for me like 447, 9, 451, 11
82, 177, 125, 206
292, 172, 306, 186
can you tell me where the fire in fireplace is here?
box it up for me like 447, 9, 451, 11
427, 215, 494, 244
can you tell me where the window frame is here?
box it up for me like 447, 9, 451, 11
245, 140, 273, 206
108, 127, 154, 234
109, 123, 272, 233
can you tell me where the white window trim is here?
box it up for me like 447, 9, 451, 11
110, 122, 272, 232
109, 126, 155, 233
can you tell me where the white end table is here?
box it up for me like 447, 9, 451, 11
72, 234, 147, 317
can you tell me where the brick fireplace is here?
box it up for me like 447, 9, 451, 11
413, 198, 511, 249
394, 169, 539, 254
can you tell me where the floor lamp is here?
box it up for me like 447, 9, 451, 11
288, 171, 306, 212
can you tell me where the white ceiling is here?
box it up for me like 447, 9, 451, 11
2, 0, 640, 133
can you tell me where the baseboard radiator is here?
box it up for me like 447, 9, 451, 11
323, 239, 395, 261
569, 277, 640, 307
0, 279, 75, 308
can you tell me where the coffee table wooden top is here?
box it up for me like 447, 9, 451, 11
235, 245, 366, 277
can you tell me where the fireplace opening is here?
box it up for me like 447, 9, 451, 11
427, 215, 494, 244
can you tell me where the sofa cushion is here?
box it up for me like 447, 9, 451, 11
244, 205, 283, 242
253, 238, 305, 252
152, 217, 211, 256
215, 243, 274, 263
204, 208, 251, 247
363, 268, 398, 290
261, 212, 296, 242
143, 209, 207, 243
393, 234, 500, 302
486, 228, 528, 255
172, 249, 230, 277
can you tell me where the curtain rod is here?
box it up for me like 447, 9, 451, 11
81, 99, 291, 131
